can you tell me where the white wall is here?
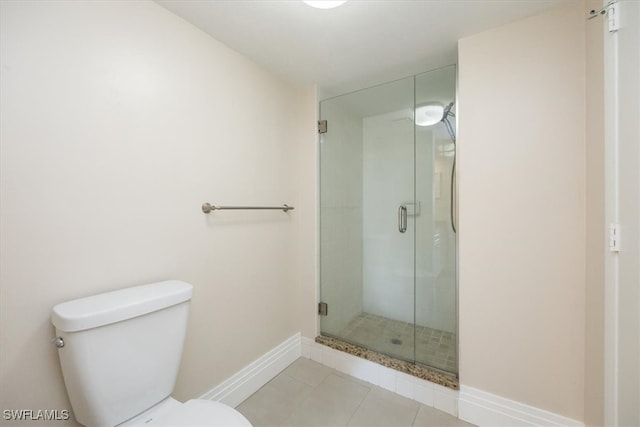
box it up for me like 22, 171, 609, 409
0, 0, 315, 423
458, 3, 586, 422
585, 0, 605, 424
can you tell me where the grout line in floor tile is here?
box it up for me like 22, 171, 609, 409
343, 381, 372, 427
410, 403, 421, 427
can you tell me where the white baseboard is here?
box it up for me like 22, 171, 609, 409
458, 385, 585, 427
199, 333, 301, 408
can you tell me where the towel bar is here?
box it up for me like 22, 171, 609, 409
201, 203, 294, 214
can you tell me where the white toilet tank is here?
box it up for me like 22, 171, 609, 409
51, 280, 193, 427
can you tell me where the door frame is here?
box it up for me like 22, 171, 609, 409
603, 1, 640, 425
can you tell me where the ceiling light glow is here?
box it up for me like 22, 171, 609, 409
303, 0, 348, 9
415, 103, 444, 127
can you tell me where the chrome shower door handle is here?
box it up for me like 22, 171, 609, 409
398, 205, 407, 233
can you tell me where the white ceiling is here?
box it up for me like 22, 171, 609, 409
156, 0, 577, 98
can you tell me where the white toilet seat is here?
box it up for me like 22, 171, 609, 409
120, 398, 252, 427
154, 399, 252, 426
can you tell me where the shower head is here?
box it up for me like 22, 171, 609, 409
442, 102, 454, 120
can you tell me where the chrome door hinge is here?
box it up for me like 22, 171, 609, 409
588, 1, 619, 32
609, 223, 621, 252
318, 120, 327, 134
607, 1, 620, 33
318, 302, 328, 316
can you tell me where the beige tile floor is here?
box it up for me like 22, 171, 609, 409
236, 358, 474, 427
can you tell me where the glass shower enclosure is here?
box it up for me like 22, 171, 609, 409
319, 66, 457, 375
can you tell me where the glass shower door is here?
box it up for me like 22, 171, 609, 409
319, 76, 416, 362
319, 66, 457, 375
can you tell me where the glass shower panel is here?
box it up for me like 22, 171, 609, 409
415, 66, 457, 373
319, 76, 416, 362
319, 66, 457, 375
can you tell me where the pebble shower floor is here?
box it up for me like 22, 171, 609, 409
337, 313, 457, 373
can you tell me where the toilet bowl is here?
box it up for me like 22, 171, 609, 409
51, 280, 251, 427
119, 398, 251, 426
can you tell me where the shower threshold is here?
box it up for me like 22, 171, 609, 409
315, 335, 459, 390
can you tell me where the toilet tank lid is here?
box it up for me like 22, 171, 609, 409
51, 280, 193, 332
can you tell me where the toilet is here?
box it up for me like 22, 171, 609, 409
51, 280, 252, 427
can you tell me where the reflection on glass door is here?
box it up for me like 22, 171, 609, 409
319, 66, 457, 375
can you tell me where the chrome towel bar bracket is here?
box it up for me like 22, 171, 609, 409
202, 203, 294, 214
